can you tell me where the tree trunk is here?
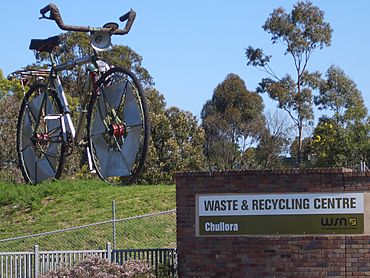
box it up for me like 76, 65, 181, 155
297, 120, 303, 167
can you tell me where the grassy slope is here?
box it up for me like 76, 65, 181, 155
0, 179, 176, 250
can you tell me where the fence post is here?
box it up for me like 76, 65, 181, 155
106, 242, 112, 262
34, 245, 39, 278
112, 200, 116, 249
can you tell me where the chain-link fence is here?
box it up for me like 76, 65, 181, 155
0, 207, 176, 252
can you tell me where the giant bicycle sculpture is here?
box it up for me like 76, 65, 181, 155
11, 4, 150, 185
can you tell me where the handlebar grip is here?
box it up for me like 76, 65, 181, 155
119, 10, 133, 22
39, 3, 90, 32
40, 4, 51, 15
117, 9, 136, 35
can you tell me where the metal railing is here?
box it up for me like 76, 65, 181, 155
0, 244, 108, 278
0, 243, 177, 277
0, 250, 33, 278
113, 248, 177, 277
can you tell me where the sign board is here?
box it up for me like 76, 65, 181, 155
196, 193, 365, 236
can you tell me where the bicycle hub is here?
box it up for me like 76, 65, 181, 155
34, 133, 49, 145
109, 123, 126, 137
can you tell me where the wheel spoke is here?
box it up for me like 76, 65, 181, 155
45, 96, 59, 130
45, 142, 59, 169
102, 79, 127, 110
22, 145, 56, 183
92, 134, 130, 177
22, 109, 34, 147
27, 92, 46, 124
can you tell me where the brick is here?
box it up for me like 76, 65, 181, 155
176, 169, 369, 277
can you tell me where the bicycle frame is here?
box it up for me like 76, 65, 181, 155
48, 52, 102, 147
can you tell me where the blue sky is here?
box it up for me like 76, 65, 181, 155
1, 1, 370, 127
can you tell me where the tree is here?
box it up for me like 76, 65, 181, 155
0, 70, 24, 181
165, 107, 205, 172
142, 89, 205, 183
310, 66, 370, 167
201, 73, 265, 170
315, 65, 367, 126
0, 69, 23, 99
245, 0, 332, 166
254, 110, 293, 169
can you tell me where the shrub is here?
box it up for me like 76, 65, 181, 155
40, 256, 155, 278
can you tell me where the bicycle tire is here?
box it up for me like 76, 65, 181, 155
87, 67, 150, 185
17, 83, 67, 184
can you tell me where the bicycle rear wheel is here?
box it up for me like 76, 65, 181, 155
87, 67, 150, 185
17, 83, 67, 184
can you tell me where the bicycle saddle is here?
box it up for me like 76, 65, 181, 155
29, 35, 61, 53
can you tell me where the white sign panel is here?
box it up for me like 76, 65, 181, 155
198, 192, 364, 216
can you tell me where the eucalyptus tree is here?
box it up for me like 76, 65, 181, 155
245, 1, 332, 165
315, 65, 368, 127
255, 110, 293, 169
142, 88, 205, 183
201, 73, 265, 170
311, 66, 370, 167
0, 70, 23, 173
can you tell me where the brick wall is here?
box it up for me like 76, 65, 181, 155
175, 168, 370, 277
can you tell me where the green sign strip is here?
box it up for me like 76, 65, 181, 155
199, 214, 364, 235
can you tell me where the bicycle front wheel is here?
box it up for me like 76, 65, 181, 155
17, 83, 67, 184
87, 67, 150, 185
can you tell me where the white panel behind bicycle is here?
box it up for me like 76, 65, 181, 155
102, 80, 127, 109
123, 84, 142, 126
121, 126, 141, 169
21, 92, 62, 183
23, 146, 56, 183
92, 134, 130, 177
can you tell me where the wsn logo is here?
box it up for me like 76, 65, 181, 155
320, 217, 357, 227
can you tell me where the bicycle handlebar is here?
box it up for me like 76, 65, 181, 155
40, 3, 136, 35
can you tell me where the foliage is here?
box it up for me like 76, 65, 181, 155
0, 69, 24, 99
246, 0, 332, 165
142, 89, 205, 183
0, 71, 24, 180
315, 65, 368, 126
309, 66, 370, 167
289, 137, 312, 166
40, 257, 155, 278
201, 73, 265, 170
254, 110, 293, 169
100, 45, 153, 88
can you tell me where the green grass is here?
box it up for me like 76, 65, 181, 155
0, 179, 176, 251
